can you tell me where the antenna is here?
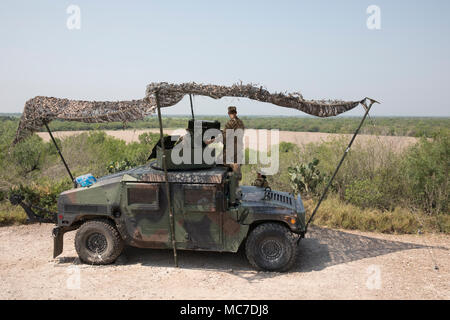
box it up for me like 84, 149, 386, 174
44, 123, 76, 187
155, 91, 178, 267
189, 94, 195, 120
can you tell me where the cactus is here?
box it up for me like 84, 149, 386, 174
288, 158, 324, 196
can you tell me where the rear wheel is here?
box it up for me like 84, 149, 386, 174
245, 223, 298, 272
75, 219, 124, 265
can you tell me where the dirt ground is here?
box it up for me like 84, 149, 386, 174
0, 224, 448, 300
37, 129, 418, 150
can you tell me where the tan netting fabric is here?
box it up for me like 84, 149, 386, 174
14, 97, 153, 144
145, 82, 361, 117
14, 82, 363, 144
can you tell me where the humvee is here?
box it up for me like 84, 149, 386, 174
11, 82, 377, 272
54, 158, 305, 271
53, 118, 305, 272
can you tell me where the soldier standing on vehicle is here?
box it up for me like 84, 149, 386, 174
252, 170, 269, 188
206, 106, 245, 179
223, 106, 245, 162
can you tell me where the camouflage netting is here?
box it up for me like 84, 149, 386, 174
14, 82, 363, 144
145, 82, 361, 117
14, 97, 153, 144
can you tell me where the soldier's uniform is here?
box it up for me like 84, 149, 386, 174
222, 106, 245, 180
252, 176, 269, 188
252, 170, 269, 188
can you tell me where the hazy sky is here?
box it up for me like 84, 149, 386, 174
0, 0, 449, 116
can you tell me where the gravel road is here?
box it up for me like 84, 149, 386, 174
0, 224, 448, 300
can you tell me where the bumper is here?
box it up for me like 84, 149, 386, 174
295, 194, 306, 234
52, 227, 66, 258
52, 226, 77, 258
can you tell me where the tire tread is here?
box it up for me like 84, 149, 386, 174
75, 219, 124, 265
245, 222, 298, 272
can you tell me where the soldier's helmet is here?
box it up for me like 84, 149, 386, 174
228, 106, 237, 114
257, 168, 267, 178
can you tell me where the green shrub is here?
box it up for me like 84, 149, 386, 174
138, 132, 160, 146
0, 201, 27, 225
107, 159, 137, 173
302, 136, 407, 209
11, 135, 46, 174
344, 178, 385, 209
403, 132, 449, 214
279, 142, 296, 153
434, 214, 450, 233
8, 179, 73, 214
127, 132, 160, 165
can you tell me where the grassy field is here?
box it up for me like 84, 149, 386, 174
0, 115, 448, 233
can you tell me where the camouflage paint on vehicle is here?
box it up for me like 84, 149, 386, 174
55, 161, 305, 257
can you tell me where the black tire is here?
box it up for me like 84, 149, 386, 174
245, 223, 298, 272
75, 219, 124, 265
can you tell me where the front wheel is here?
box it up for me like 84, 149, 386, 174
245, 223, 298, 272
75, 219, 124, 265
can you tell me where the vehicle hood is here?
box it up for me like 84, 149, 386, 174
96, 165, 148, 183
239, 186, 304, 213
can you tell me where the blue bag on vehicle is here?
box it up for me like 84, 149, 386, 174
75, 174, 97, 187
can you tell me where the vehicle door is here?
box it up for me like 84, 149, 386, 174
121, 182, 170, 245
172, 183, 223, 248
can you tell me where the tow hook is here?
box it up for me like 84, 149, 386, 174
9, 194, 56, 224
